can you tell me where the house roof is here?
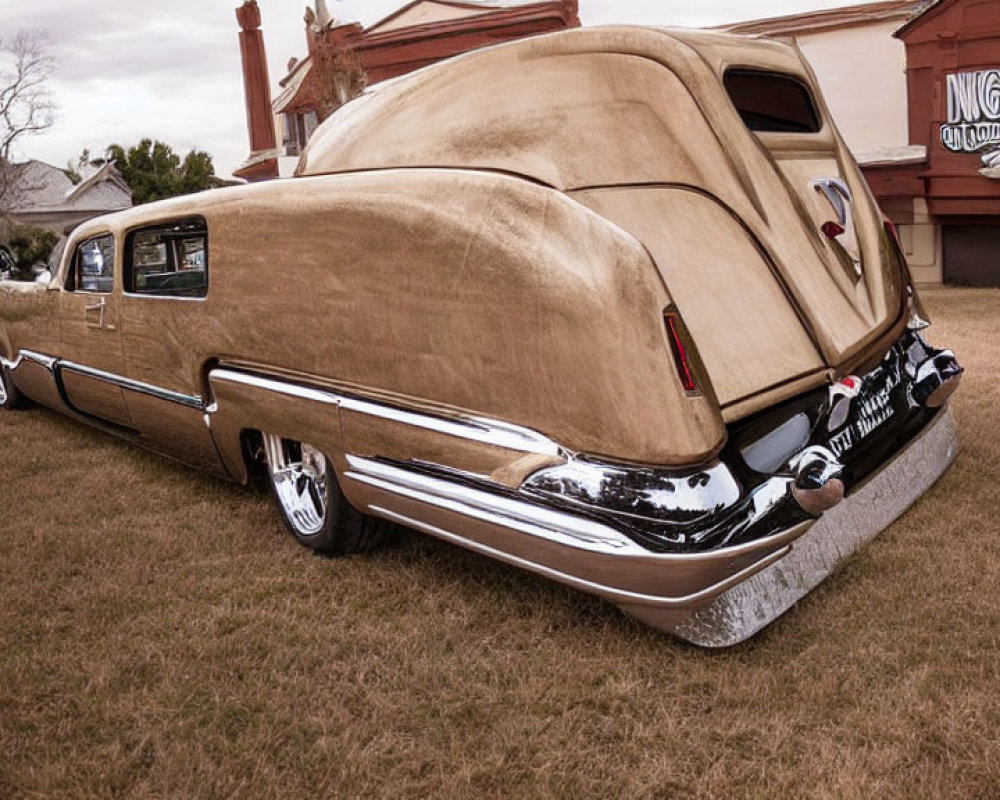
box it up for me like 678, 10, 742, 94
366, 0, 547, 34
9, 160, 73, 209
720, 0, 928, 36
893, 0, 948, 37
274, 0, 578, 115
274, 56, 314, 113
69, 162, 132, 206
8, 160, 132, 214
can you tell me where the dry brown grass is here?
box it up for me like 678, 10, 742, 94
2, 288, 999, 799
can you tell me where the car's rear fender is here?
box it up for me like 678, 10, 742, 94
200, 170, 727, 467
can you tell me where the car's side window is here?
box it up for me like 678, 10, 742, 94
73, 235, 116, 293
125, 217, 208, 298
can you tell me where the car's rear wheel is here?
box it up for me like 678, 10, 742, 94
260, 432, 392, 555
0, 365, 23, 410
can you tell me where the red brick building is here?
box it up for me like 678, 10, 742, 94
235, 0, 580, 182
869, 0, 1000, 283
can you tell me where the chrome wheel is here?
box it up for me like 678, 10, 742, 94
262, 433, 329, 536
0, 364, 23, 409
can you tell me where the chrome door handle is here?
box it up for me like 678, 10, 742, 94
85, 297, 106, 328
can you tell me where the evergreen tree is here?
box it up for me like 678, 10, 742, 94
105, 139, 218, 204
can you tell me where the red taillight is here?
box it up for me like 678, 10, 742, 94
665, 314, 698, 394
821, 220, 845, 239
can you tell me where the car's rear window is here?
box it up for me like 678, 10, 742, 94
724, 69, 821, 133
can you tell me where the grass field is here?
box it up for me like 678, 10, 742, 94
1, 288, 998, 799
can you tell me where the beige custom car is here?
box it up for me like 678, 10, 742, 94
0, 27, 962, 645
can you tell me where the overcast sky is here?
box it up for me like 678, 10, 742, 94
3, 0, 860, 178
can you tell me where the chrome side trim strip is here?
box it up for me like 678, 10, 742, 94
209, 368, 561, 456
59, 360, 204, 410
369, 505, 794, 609
2, 350, 58, 373
210, 369, 339, 406
21, 350, 57, 371
339, 396, 561, 456
6, 349, 202, 409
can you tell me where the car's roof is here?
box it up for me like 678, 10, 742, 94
295, 25, 819, 190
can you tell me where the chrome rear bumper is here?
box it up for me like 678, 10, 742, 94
343, 404, 957, 646
625, 403, 958, 645
343, 454, 813, 609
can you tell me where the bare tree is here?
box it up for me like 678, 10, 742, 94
0, 32, 56, 214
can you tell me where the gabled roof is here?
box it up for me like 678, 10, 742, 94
893, 0, 950, 37
274, 56, 313, 113
9, 160, 132, 214
274, 0, 578, 115
894, 0, 1000, 40
366, 0, 541, 34
721, 0, 926, 36
9, 161, 73, 209
67, 162, 132, 205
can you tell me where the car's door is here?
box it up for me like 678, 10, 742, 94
55, 232, 133, 428
116, 216, 226, 475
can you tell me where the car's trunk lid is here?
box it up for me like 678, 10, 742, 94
664, 31, 907, 380
574, 33, 907, 418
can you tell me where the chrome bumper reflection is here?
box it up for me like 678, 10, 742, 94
344, 453, 814, 609
345, 455, 639, 555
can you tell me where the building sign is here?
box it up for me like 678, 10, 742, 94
941, 69, 1000, 154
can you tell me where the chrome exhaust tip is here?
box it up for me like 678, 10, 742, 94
911, 350, 963, 409
926, 373, 962, 408
789, 445, 845, 515
792, 477, 845, 515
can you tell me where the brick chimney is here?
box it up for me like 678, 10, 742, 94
235, 0, 279, 181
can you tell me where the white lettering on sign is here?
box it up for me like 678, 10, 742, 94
942, 69, 1000, 153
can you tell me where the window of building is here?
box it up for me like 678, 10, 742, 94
125, 217, 208, 298
283, 110, 320, 156
73, 234, 116, 293
724, 69, 821, 133
0, 246, 15, 277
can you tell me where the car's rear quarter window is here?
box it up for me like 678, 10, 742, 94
724, 69, 821, 133
125, 217, 208, 298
